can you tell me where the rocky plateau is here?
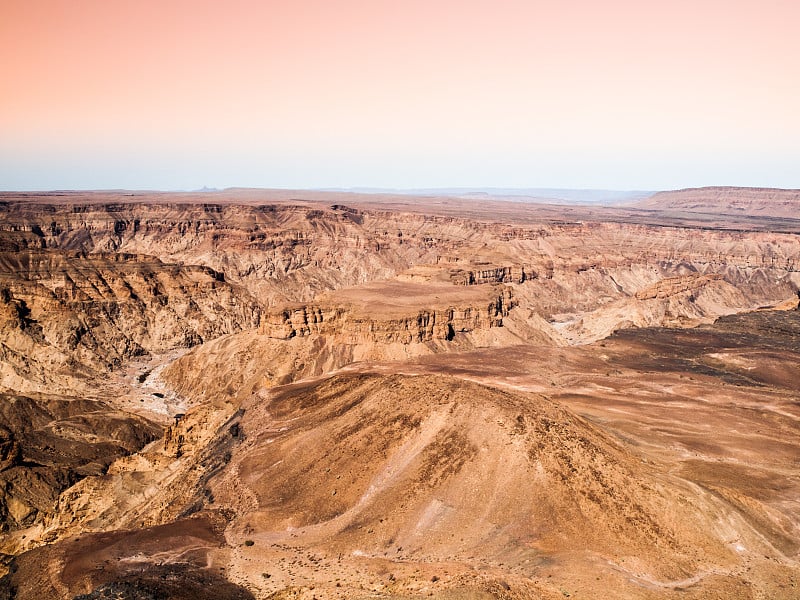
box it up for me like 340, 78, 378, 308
0, 188, 798, 599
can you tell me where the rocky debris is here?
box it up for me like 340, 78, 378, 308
0, 513, 253, 600
607, 308, 800, 394
69, 565, 255, 600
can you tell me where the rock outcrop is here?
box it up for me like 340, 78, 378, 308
634, 273, 724, 300
449, 264, 532, 285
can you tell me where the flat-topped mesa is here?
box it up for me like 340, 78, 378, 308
449, 264, 533, 285
260, 287, 515, 344
635, 186, 800, 219
635, 273, 724, 301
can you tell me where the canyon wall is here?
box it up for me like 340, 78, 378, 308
3, 200, 798, 310
2, 197, 798, 393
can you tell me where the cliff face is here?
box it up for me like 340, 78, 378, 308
3, 200, 798, 311
449, 264, 531, 285
0, 201, 430, 305
157, 285, 522, 404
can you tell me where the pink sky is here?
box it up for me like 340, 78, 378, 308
2, 0, 798, 190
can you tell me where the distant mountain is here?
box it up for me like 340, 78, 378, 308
635, 186, 800, 219
321, 187, 653, 205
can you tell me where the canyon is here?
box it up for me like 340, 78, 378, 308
0, 187, 798, 599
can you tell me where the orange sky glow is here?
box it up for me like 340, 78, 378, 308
2, 0, 799, 190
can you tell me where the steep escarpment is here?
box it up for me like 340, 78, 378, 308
160, 282, 541, 402
449, 264, 532, 285
3, 197, 798, 315
0, 200, 444, 305
262, 283, 513, 342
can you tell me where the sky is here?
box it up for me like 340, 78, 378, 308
1, 0, 799, 191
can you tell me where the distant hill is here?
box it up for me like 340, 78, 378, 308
323, 187, 653, 205
635, 186, 800, 219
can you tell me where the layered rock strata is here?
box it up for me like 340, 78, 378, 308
260, 288, 514, 343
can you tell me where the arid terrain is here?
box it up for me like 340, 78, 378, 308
0, 187, 798, 599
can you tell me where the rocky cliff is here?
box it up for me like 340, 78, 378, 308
449, 264, 532, 285
3, 197, 797, 312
